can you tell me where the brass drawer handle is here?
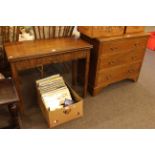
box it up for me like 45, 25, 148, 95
108, 61, 115, 65
131, 56, 136, 60
63, 107, 71, 114
110, 47, 118, 51
77, 112, 80, 116
134, 43, 139, 47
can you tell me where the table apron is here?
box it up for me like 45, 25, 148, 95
12, 50, 88, 71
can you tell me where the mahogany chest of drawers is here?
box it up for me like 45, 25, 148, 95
80, 33, 149, 96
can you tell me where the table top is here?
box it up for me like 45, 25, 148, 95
4, 37, 92, 62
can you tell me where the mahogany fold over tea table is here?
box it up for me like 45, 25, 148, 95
4, 38, 92, 113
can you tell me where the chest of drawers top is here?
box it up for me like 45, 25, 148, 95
97, 33, 149, 42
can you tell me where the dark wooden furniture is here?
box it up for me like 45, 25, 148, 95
0, 26, 20, 77
0, 26, 20, 43
80, 33, 149, 96
4, 38, 92, 113
0, 79, 22, 128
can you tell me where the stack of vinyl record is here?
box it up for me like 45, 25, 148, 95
36, 74, 73, 111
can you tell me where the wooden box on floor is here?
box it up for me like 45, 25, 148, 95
125, 26, 144, 34
37, 84, 83, 128
78, 26, 125, 38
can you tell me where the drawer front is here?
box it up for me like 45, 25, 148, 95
96, 62, 142, 86
100, 37, 147, 56
99, 49, 145, 70
14, 50, 87, 71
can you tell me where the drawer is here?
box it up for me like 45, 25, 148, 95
100, 37, 147, 56
98, 49, 145, 70
96, 62, 142, 86
14, 50, 87, 71
128, 49, 145, 63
